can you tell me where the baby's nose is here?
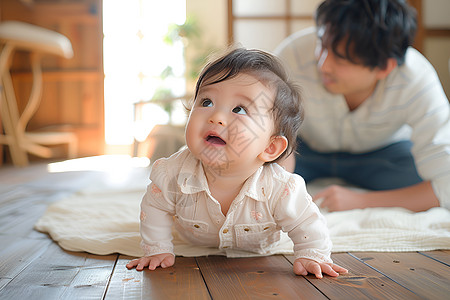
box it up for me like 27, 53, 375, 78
209, 111, 226, 126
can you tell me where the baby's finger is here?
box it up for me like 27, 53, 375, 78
320, 263, 339, 277
309, 263, 323, 279
293, 260, 308, 276
126, 259, 139, 270
148, 257, 163, 270
136, 257, 152, 271
332, 263, 348, 274
160, 255, 175, 268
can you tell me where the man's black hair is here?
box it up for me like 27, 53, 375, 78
315, 0, 417, 69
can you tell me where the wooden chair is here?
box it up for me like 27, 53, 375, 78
0, 21, 77, 166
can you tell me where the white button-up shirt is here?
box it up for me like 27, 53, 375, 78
140, 148, 333, 263
275, 27, 450, 208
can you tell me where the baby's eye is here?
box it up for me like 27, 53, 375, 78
201, 98, 213, 107
232, 106, 247, 115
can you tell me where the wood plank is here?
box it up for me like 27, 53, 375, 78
196, 255, 327, 299
23, 169, 99, 192
0, 0, 98, 23
11, 70, 103, 82
351, 252, 450, 300
0, 237, 52, 290
0, 171, 98, 239
0, 163, 49, 185
0, 184, 36, 208
0, 242, 116, 299
425, 29, 450, 37
0, 192, 67, 238
284, 254, 421, 300
62, 253, 118, 300
420, 250, 450, 266
105, 255, 210, 300
0, 186, 54, 214
0, 164, 97, 195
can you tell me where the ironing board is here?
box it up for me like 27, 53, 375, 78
0, 21, 77, 166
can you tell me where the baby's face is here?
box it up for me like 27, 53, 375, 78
185, 73, 276, 176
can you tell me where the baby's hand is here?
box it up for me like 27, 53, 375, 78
293, 258, 348, 278
126, 253, 175, 271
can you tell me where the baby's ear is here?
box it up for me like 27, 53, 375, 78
258, 136, 288, 163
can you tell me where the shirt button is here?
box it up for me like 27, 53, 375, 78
194, 224, 200, 228
244, 228, 250, 232
263, 226, 269, 230
223, 229, 228, 234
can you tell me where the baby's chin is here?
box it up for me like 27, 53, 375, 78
198, 154, 233, 174
198, 155, 225, 169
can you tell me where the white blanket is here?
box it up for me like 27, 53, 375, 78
35, 167, 450, 257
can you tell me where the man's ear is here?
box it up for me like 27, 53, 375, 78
258, 136, 288, 163
376, 58, 397, 80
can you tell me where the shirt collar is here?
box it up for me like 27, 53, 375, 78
176, 150, 272, 202
241, 166, 270, 202
177, 150, 209, 194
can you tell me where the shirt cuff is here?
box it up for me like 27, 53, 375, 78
141, 240, 174, 257
294, 249, 333, 264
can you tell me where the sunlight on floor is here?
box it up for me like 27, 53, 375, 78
47, 155, 150, 185
47, 155, 150, 173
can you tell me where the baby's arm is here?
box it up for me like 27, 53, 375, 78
126, 253, 175, 271
293, 258, 347, 278
274, 175, 347, 278
131, 160, 177, 270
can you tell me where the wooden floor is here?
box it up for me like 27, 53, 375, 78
0, 160, 449, 299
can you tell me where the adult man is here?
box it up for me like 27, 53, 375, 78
275, 0, 450, 212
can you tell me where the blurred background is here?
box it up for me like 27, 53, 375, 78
0, 0, 449, 167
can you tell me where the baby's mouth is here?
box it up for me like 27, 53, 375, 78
206, 135, 226, 145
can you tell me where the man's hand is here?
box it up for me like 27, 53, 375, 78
126, 253, 175, 271
294, 258, 348, 278
314, 185, 366, 212
314, 181, 440, 212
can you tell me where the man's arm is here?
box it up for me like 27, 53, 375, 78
314, 181, 440, 212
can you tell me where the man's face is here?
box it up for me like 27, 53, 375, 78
315, 32, 383, 102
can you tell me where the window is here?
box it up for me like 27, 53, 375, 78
103, 0, 187, 145
228, 0, 322, 52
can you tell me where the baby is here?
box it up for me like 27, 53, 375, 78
127, 48, 347, 278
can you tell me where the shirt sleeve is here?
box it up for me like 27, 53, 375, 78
140, 158, 177, 257
404, 64, 450, 209
273, 174, 333, 263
